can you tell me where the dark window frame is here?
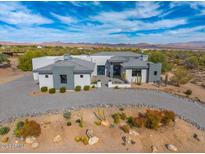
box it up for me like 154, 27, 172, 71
45, 75, 48, 78
132, 69, 141, 77
80, 74, 84, 78
154, 71, 158, 76
60, 74, 67, 84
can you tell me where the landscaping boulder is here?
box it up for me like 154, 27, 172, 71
151, 145, 158, 153
193, 133, 202, 142
32, 142, 39, 149
53, 135, 62, 143
101, 120, 109, 127
129, 130, 140, 136
25, 136, 36, 144
86, 129, 94, 138
88, 136, 99, 145
166, 144, 178, 152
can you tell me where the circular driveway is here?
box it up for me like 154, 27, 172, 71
0, 75, 205, 129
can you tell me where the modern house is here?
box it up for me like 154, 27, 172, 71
32, 52, 161, 89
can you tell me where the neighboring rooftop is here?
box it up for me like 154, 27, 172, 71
91, 51, 141, 57
121, 58, 151, 69
34, 57, 95, 74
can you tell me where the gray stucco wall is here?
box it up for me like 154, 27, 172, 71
147, 63, 162, 82
53, 65, 74, 89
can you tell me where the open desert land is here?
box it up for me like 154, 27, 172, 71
0, 57, 30, 84
0, 107, 205, 153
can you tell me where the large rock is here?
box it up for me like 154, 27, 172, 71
53, 135, 62, 143
88, 136, 99, 145
86, 129, 94, 138
32, 142, 39, 149
129, 130, 140, 136
151, 145, 158, 153
166, 144, 178, 152
193, 133, 202, 142
101, 120, 109, 127
25, 136, 36, 144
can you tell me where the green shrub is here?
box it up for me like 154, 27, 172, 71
0, 127, 10, 135
114, 86, 119, 89
120, 125, 130, 133
119, 107, 124, 111
75, 136, 81, 142
91, 85, 95, 88
41, 87, 48, 92
144, 110, 162, 129
161, 110, 176, 126
94, 121, 101, 126
60, 87, 66, 93
75, 86, 81, 92
112, 113, 121, 124
184, 89, 192, 96
66, 121, 72, 126
16, 121, 25, 130
120, 112, 127, 120
76, 117, 84, 128
81, 136, 89, 145
49, 88, 56, 94
83, 85, 90, 91
63, 111, 71, 120
14, 119, 41, 138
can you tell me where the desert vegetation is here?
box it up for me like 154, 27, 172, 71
0, 106, 205, 152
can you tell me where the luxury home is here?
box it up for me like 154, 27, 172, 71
32, 52, 161, 89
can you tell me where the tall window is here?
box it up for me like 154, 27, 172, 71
60, 75, 67, 84
132, 69, 141, 77
154, 71, 158, 76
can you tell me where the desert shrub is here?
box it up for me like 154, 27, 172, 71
120, 125, 130, 133
161, 110, 176, 126
119, 107, 124, 111
75, 86, 81, 91
75, 136, 81, 142
0, 127, 10, 135
144, 110, 162, 129
112, 113, 121, 124
49, 88, 56, 94
114, 86, 119, 89
120, 112, 127, 120
83, 85, 90, 91
81, 136, 89, 145
63, 111, 71, 120
184, 89, 192, 96
171, 67, 191, 86
16, 121, 25, 129
133, 117, 145, 128
41, 86, 48, 92
0, 53, 8, 64
91, 85, 95, 88
60, 87, 66, 93
14, 119, 41, 138
66, 121, 72, 126
76, 117, 84, 128
94, 121, 101, 126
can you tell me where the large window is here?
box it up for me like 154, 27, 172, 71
60, 74, 67, 84
132, 69, 141, 77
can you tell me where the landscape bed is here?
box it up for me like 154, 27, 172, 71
0, 106, 205, 153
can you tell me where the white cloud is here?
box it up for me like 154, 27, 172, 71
0, 2, 52, 26
51, 13, 76, 24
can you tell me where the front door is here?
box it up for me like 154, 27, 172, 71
97, 65, 105, 75
113, 65, 121, 76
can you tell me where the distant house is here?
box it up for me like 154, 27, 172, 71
32, 52, 161, 89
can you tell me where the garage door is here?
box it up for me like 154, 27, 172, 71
97, 65, 105, 75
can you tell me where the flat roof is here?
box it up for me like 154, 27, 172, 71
91, 51, 141, 57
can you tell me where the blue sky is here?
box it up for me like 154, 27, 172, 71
0, 1, 205, 44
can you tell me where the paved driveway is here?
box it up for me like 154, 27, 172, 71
1, 75, 205, 129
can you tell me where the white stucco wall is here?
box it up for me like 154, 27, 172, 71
33, 72, 39, 81
38, 74, 54, 88
74, 74, 91, 87
32, 56, 63, 70
125, 69, 147, 83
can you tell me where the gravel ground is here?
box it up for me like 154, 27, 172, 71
1, 75, 205, 129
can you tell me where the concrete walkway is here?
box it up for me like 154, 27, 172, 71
0, 75, 205, 129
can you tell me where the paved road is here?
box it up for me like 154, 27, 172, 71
0, 75, 205, 129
